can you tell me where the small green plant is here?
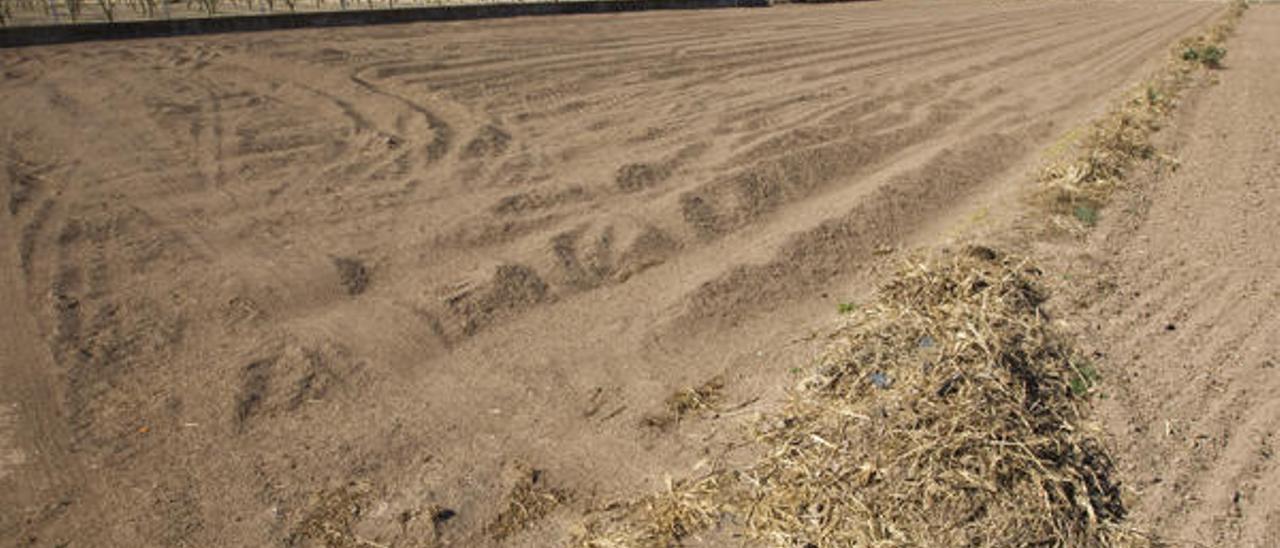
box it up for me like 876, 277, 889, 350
837, 302, 857, 314
1182, 43, 1227, 69
1143, 85, 1174, 110
1200, 45, 1227, 68
1073, 204, 1099, 226
1069, 358, 1101, 397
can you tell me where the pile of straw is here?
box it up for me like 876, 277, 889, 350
581, 247, 1147, 547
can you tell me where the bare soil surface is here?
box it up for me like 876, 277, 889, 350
1053, 6, 1280, 546
0, 1, 1226, 545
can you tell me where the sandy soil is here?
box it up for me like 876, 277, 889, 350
1051, 6, 1280, 546
0, 1, 1227, 545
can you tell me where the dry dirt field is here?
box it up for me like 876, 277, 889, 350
4, 0, 1264, 545
1061, 6, 1280, 544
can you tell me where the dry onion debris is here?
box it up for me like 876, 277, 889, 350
580, 247, 1153, 547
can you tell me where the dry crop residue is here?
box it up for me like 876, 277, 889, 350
580, 248, 1149, 547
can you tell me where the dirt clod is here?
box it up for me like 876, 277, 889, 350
431, 508, 456, 525
333, 257, 369, 296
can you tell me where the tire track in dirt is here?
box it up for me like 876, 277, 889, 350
0, 137, 105, 546
349, 63, 456, 165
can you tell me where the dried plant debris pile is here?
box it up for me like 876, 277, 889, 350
582, 247, 1148, 547
1039, 0, 1248, 226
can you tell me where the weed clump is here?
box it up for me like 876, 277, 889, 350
580, 248, 1148, 547
1074, 204, 1100, 226
1070, 356, 1102, 397
1181, 42, 1227, 69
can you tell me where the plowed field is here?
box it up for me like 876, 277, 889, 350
0, 1, 1224, 545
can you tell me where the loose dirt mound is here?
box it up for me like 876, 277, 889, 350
581, 247, 1146, 547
